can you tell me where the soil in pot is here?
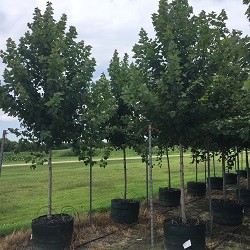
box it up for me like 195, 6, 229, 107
159, 188, 181, 207
163, 218, 206, 250
31, 213, 74, 250
110, 199, 140, 224
236, 188, 250, 207
207, 177, 223, 190
187, 181, 206, 197
225, 173, 237, 184
211, 199, 243, 226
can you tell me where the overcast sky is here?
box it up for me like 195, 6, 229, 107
0, 0, 249, 141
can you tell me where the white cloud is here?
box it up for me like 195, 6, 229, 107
0, 0, 249, 138
0, 111, 18, 122
0, 0, 248, 78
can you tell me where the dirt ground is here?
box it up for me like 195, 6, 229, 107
74, 178, 250, 250
1, 178, 249, 250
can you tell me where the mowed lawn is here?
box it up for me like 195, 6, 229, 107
0, 154, 219, 236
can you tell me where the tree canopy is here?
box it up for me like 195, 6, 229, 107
0, 2, 96, 148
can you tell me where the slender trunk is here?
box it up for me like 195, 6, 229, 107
236, 147, 240, 173
48, 148, 52, 219
148, 125, 154, 248
234, 147, 237, 172
237, 147, 240, 202
179, 142, 186, 224
241, 151, 243, 170
123, 147, 127, 200
213, 151, 216, 177
146, 159, 149, 208
0, 130, 7, 177
166, 146, 171, 189
90, 148, 93, 225
222, 149, 226, 199
195, 155, 198, 182
204, 157, 207, 182
246, 148, 249, 190
207, 150, 213, 234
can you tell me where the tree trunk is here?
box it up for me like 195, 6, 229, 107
123, 147, 127, 200
236, 147, 239, 172
48, 148, 52, 219
204, 157, 207, 182
195, 155, 198, 182
166, 146, 171, 189
90, 148, 93, 225
146, 159, 149, 207
207, 150, 213, 233
237, 147, 240, 201
0, 130, 7, 177
241, 151, 243, 170
246, 148, 249, 190
222, 149, 226, 199
148, 125, 154, 248
213, 151, 216, 177
179, 143, 186, 224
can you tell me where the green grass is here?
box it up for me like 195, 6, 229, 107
0, 153, 222, 236
2, 147, 187, 164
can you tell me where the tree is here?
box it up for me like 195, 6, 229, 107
0, 2, 96, 218
73, 74, 116, 225
243, 0, 250, 21
107, 50, 144, 200
0, 138, 17, 152
131, 0, 236, 223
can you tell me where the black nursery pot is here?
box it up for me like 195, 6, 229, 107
211, 199, 243, 226
187, 181, 206, 197
31, 213, 74, 250
225, 173, 237, 184
159, 188, 181, 207
110, 199, 140, 224
236, 188, 250, 207
207, 177, 223, 190
163, 219, 206, 250
237, 170, 247, 179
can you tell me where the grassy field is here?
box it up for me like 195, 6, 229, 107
0, 151, 222, 236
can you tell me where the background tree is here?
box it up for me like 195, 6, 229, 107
243, 0, 250, 21
107, 50, 144, 200
130, 0, 238, 223
0, 138, 17, 152
0, 2, 96, 218
73, 74, 116, 225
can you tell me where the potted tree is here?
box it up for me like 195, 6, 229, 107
107, 51, 141, 224
237, 148, 250, 207
157, 142, 181, 207
0, 2, 96, 248
131, 0, 229, 248
72, 74, 116, 225
187, 149, 206, 197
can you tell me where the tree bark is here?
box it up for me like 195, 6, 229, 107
0, 130, 7, 177
195, 155, 198, 183
222, 149, 226, 199
146, 158, 149, 207
204, 157, 207, 182
166, 146, 171, 189
246, 148, 249, 190
207, 150, 213, 233
241, 151, 243, 170
123, 147, 127, 200
48, 148, 52, 219
90, 147, 93, 225
179, 142, 186, 224
237, 147, 240, 201
213, 151, 216, 177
